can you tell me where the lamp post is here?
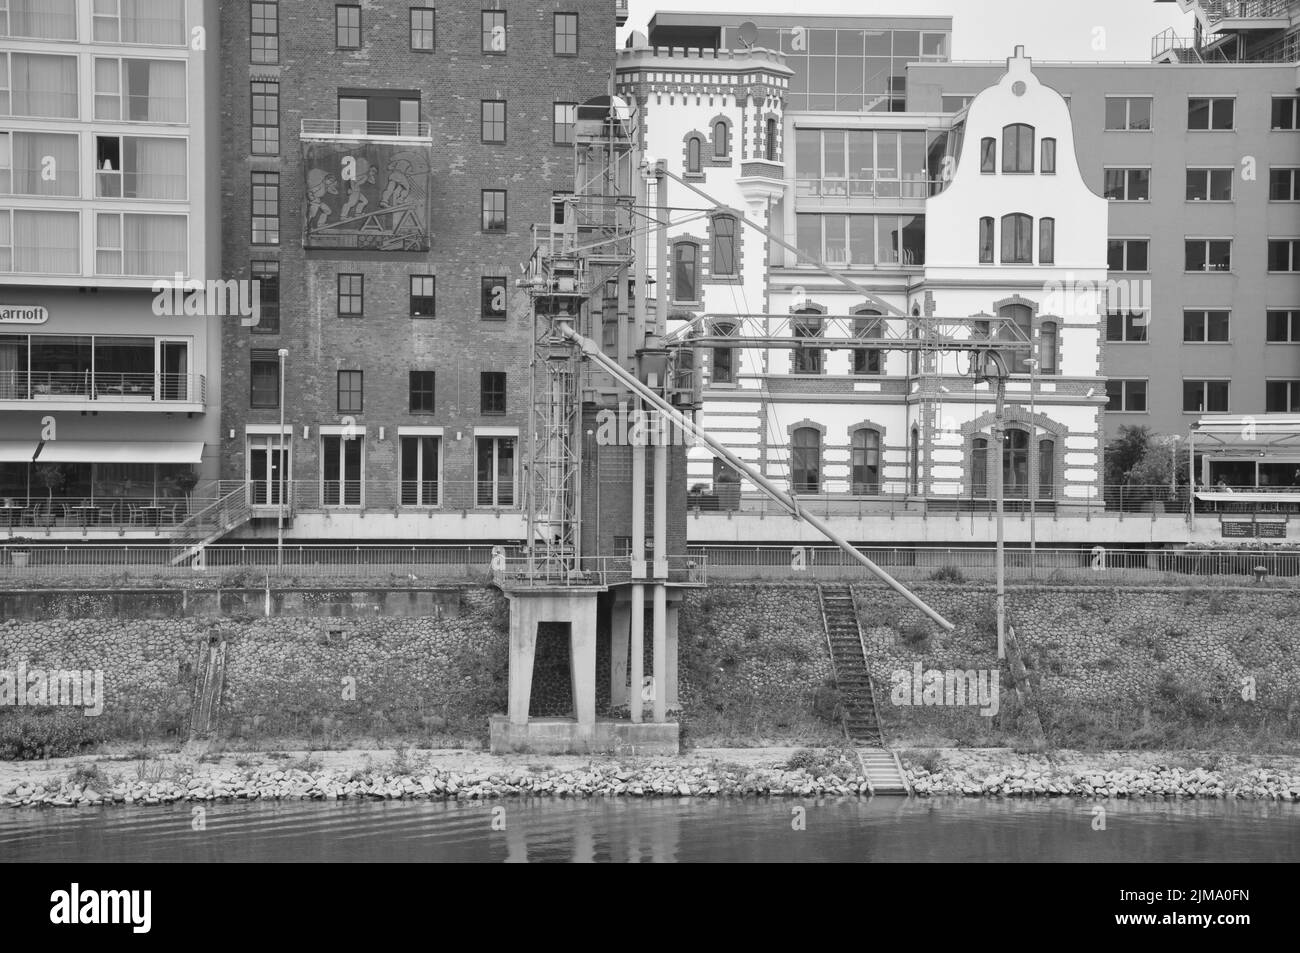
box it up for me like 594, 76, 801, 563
277, 348, 288, 567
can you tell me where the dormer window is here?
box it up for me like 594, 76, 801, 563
1002, 123, 1034, 173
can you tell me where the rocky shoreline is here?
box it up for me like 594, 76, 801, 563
2, 748, 1299, 807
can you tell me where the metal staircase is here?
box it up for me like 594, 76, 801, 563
169, 484, 254, 565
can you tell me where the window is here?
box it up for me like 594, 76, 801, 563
251, 260, 280, 333
999, 303, 1034, 374
978, 216, 994, 263
410, 7, 435, 51
481, 10, 505, 53
481, 100, 505, 143
1106, 309, 1148, 343
337, 273, 363, 317
1188, 97, 1233, 131
481, 371, 506, 414
481, 276, 507, 319
251, 81, 279, 155
409, 370, 435, 413
1184, 239, 1231, 272
851, 430, 881, 495
401, 435, 440, 506
322, 434, 362, 506
337, 370, 363, 413
1183, 379, 1228, 413
1268, 239, 1300, 272
711, 215, 738, 276
1104, 96, 1151, 131
979, 137, 995, 173
1001, 124, 1033, 173
1108, 239, 1149, 272
410, 275, 435, 317
713, 120, 729, 159
4, 0, 77, 40
1107, 379, 1147, 412
1273, 96, 1300, 130
1038, 217, 1054, 264
686, 136, 702, 174
971, 437, 988, 497
673, 242, 698, 302
791, 427, 821, 494
792, 312, 823, 374
765, 118, 778, 161
94, 212, 185, 276
0, 53, 77, 119
0, 209, 79, 274
554, 12, 577, 55
1000, 213, 1032, 264
1267, 309, 1300, 343
1003, 428, 1029, 498
942, 94, 973, 112
1, 132, 76, 197
1267, 380, 1300, 413
853, 310, 882, 375
476, 436, 515, 506
1039, 320, 1058, 374
553, 102, 576, 145
93, 57, 185, 122
1271, 168, 1300, 201
1183, 309, 1230, 342
1186, 167, 1232, 202
247, 434, 289, 504
251, 2, 279, 64
251, 171, 279, 245
711, 322, 736, 384
1040, 138, 1056, 174
1103, 168, 1150, 201
481, 189, 506, 232
250, 350, 280, 409
1038, 439, 1055, 499
335, 5, 360, 48
910, 428, 921, 495
94, 134, 185, 200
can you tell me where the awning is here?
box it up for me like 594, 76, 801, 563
1196, 491, 1300, 503
0, 441, 37, 462
33, 441, 204, 464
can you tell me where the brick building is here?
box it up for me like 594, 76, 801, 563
219, 0, 617, 542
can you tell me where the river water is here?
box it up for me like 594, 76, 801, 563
2, 798, 1298, 862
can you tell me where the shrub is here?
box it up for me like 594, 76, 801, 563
0, 712, 104, 760
67, 763, 112, 793
898, 623, 932, 651
928, 565, 966, 584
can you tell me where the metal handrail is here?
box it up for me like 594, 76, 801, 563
300, 118, 432, 138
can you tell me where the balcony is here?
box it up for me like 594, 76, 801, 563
0, 371, 206, 412
300, 121, 433, 252
616, 0, 629, 27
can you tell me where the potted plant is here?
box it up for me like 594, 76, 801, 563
175, 468, 199, 514
33, 463, 67, 526
6, 536, 33, 568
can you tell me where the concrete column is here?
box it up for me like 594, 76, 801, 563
569, 596, 598, 728
653, 584, 666, 723
610, 601, 630, 707
507, 596, 536, 727
652, 443, 668, 723
632, 443, 646, 579
666, 602, 679, 709
630, 586, 644, 723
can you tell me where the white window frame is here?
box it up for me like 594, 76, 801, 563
1187, 95, 1235, 132
1186, 166, 1233, 202
1182, 378, 1231, 414
1184, 237, 1232, 273
1104, 95, 1153, 132
93, 0, 186, 46
1107, 378, 1148, 413
93, 56, 188, 124
398, 431, 442, 507
1181, 308, 1231, 344
1107, 237, 1149, 273
1103, 167, 1150, 201
94, 210, 188, 277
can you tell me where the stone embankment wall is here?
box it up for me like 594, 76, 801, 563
1, 583, 1298, 749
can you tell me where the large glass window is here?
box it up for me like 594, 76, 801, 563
93, 57, 185, 123
409, 7, 435, 51
401, 436, 440, 505
322, 434, 362, 507
0, 209, 79, 274
3, 0, 77, 40
251, 80, 279, 155
336, 370, 363, 413
999, 303, 1034, 374
794, 213, 924, 267
2, 53, 77, 119
91, 0, 184, 43
250, 349, 279, 408
481, 10, 506, 53
1001, 124, 1034, 173
5, 132, 78, 197
791, 427, 821, 494
95, 135, 186, 200
476, 436, 515, 506
791, 312, 823, 374
853, 310, 883, 375
673, 242, 698, 302
1003, 428, 1030, 498
851, 429, 880, 494
1000, 214, 1032, 264
250, 2, 279, 64
95, 212, 186, 276
554, 12, 578, 56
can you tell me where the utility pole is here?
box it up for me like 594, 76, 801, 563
977, 350, 1010, 660
1026, 356, 1038, 575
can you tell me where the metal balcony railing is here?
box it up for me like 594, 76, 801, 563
300, 119, 432, 139
0, 371, 205, 404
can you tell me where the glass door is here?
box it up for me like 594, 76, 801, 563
158, 339, 188, 401
247, 435, 289, 505
322, 435, 363, 506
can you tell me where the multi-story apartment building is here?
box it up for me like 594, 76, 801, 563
218, 0, 617, 542
0, 0, 221, 537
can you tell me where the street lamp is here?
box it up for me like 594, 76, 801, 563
277, 348, 288, 567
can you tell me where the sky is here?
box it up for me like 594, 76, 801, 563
619, 0, 1195, 62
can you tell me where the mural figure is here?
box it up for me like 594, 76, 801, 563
303, 144, 432, 250
305, 169, 339, 228
341, 157, 378, 219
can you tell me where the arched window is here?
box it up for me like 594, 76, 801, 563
971, 437, 989, 497
792, 309, 823, 374
1002, 123, 1034, 173
910, 427, 921, 495
1040, 137, 1056, 174
1004, 427, 1029, 498
980, 137, 996, 173
999, 302, 1034, 373
978, 216, 994, 263
791, 427, 821, 494
1039, 319, 1059, 374
711, 214, 738, 276
765, 118, 777, 161
673, 242, 698, 302
1039, 216, 1055, 264
711, 321, 736, 384
851, 429, 881, 495
1000, 213, 1032, 263
1038, 438, 1055, 499
713, 120, 729, 158
686, 136, 702, 174
853, 308, 882, 375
